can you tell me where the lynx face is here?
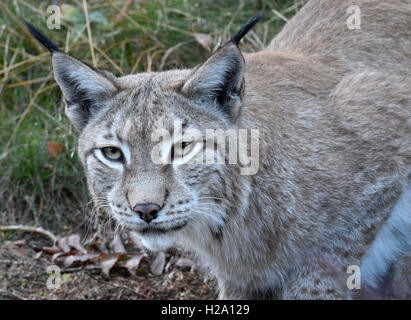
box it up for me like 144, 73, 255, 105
76, 71, 241, 251
24, 17, 259, 251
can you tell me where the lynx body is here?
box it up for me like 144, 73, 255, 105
27, 0, 411, 299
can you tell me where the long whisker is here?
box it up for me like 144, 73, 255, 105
196, 197, 225, 201
82, 196, 113, 243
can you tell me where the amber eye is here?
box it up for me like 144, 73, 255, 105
173, 141, 193, 158
101, 147, 123, 162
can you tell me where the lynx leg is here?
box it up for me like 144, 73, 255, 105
282, 262, 352, 300
217, 281, 245, 300
217, 280, 280, 300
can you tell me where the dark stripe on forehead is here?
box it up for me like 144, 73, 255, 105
130, 87, 141, 101
140, 79, 154, 101
115, 130, 126, 145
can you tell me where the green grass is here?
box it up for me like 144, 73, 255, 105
0, 0, 303, 233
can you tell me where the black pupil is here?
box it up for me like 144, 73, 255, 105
108, 147, 117, 154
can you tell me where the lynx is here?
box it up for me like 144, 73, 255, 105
27, 0, 411, 299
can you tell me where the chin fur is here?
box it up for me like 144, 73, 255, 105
139, 233, 177, 251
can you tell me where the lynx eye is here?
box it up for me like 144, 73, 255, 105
173, 141, 193, 158
101, 147, 123, 162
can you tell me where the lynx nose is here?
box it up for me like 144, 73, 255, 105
133, 203, 161, 223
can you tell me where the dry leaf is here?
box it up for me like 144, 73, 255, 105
194, 33, 213, 51
34, 251, 43, 260
3, 241, 29, 257
40, 246, 61, 255
125, 254, 146, 276
11, 239, 26, 246
101, 255, 120, 277
52, 252, 64, 264
64, 253, 100, 268
110, 234, 126, 254
176, 258, 194, 269
67, 234, 87, 254
57, 237, 70, 253
114, 0, 133, 23
150, 251, 166, 275
47, 141, 64, 158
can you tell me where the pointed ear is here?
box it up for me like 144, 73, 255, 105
181, 43, 245, 119
181, 14, 264, 120
52, 52, 118, 131
23, 21, 118, 131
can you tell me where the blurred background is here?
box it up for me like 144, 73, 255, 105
0, 0, 303, 299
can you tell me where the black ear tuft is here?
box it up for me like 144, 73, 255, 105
181, 14, 265, 120
229, 13, 265, 45
23, 20, 61, 53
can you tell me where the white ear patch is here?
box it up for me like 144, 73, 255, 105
52, 53, 116, 100
181, 44, 244, 108
52, 52, 117, 131
183, 58, 236, 96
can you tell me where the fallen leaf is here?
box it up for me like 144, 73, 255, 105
3, 241, 29, 257
176, 258, 194, 269
150, 251, 166, 276
194, 33, 213, 51
52, 252, 64, 264
125, 254, 146, 276
39, 246, 61, 255
57, 237, 70, 253
114, 0, 133, 23
11, 239, 26, 246
47, 141, 64, 158
101, 255, 120, 277
110, 233, 126, 254
34, 251, 43, 260
67, 234, 87, 254
64, 253, 100, 268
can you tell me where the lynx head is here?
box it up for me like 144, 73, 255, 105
26, 16, 261, 251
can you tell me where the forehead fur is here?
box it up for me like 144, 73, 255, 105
78, 68, 233, 151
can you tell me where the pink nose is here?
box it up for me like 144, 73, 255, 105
133, 203, 161, 223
